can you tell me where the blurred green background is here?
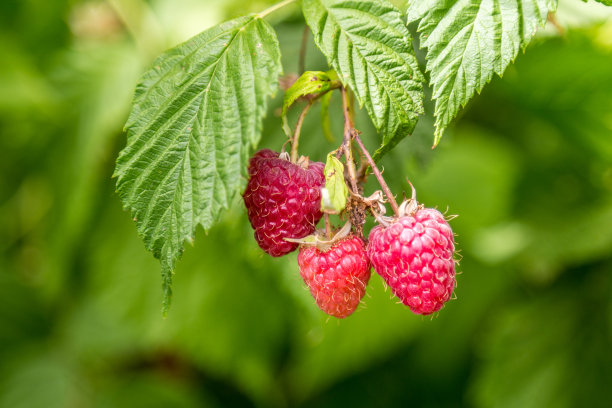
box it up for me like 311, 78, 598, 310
2, 0, 612, 407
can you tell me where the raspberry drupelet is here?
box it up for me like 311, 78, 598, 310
243, 149, 325, 256
367, 208, 456, 315
298, 235, 371, 318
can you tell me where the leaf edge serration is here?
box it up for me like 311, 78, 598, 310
113, 15, 282, 315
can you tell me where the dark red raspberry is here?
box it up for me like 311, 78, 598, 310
243, 149, 324, 257
367, 208, 455, 315
297, 235, 371, 318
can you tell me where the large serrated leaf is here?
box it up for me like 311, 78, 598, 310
407, 0, 558, 146
113, 15, 282, 314
302, 0, 425, 161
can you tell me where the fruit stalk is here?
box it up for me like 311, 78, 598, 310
324, 213, 332, 239
353, 132, 399, 216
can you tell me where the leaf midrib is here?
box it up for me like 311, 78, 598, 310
346, 30, 421, 116
120, 17, 259, 174
131, 16, 256, 126
317, 0, 419, 128
121, 19, 261, 205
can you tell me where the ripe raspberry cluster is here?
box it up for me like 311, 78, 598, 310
243, 149, 457, 319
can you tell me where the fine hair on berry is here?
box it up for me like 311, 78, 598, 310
243, 149, 324, 257
367, 208, 456, 315
298, 235, 371, 318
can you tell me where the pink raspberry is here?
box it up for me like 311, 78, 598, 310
243, 149, 324, 257
297, 235, 371, 318
367, 208, 456, 315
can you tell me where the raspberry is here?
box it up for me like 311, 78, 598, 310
297, 235, 371, 318
367, 208, 456, 315
243, 149, 325, 257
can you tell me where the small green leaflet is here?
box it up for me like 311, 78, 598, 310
321, 153, 348, 213
407, 0, 558, 146
281, 70, 340, 137
113, 15, 282, 315
302, 0, 425, 162
593, 0, 612, 5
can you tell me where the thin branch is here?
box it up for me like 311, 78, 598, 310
298, 25, 309, 74
340, 88, 359, 193
287, 85, 340, 162
353, 133, 399, 216
342, 139, 359, 193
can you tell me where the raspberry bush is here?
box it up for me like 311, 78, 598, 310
112, 0, 605, 316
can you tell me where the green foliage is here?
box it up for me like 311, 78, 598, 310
281, 70, 340, 137
113, 15, 282, 313
302, 0, 425, 160
470, 273, 612, 408
594, 0, 612, 5
3, 1, 612, 406
322, 153, 348, 213
407, 0, 558, 145
113, 0, 578, 306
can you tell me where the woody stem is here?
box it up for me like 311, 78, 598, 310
340, 87, 359, 193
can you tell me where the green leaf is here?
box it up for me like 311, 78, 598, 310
113, 15, 282, 314
407, 0, 558, 146
281, 70, 340, 137
302, 0, 425, 161
321, 153, 348, 213
593, 0, 612, 6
